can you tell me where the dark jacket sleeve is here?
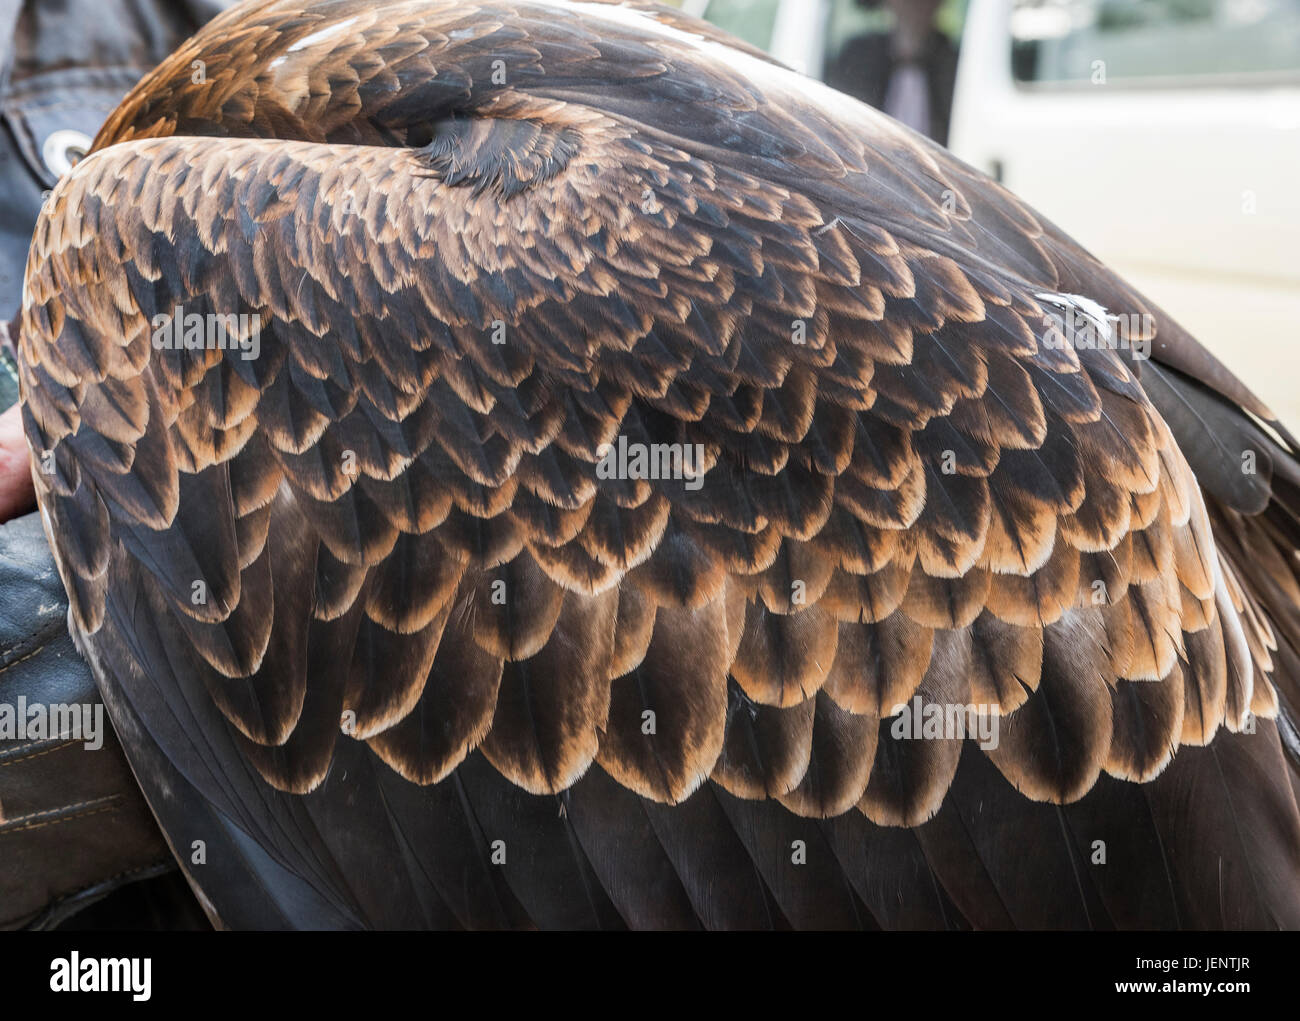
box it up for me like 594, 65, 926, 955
0, 512, 180, 928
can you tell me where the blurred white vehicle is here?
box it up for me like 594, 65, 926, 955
951, 0, 1300, 424
694, 0, 1300, 424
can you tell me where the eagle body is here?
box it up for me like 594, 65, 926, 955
16, 0, 1300, 928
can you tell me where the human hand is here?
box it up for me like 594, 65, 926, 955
0, 403, 36, 522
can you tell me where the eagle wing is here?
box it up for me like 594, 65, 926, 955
18, 0, 1300, 928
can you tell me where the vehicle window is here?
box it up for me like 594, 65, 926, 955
823, 0, 893, 66
819, 0, 966, 144
1012, 0, 1300, 84
823, 0, 966, 66
699, 0, 782, 52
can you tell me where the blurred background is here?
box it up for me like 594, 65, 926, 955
664, 0, 1300, 426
